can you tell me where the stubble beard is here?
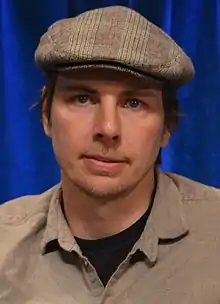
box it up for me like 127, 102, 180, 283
72, 166, 151, 203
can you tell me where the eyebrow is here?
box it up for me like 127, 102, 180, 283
123, 89, 160, 97
58, 84, 98, 94
58, 84, 160, 97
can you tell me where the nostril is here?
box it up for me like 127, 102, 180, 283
96, 133, 118, 140
97, 133, 104, 139
112, 135, 118, 140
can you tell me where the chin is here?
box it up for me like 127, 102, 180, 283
74, 176, 131, 200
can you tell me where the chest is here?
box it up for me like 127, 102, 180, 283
1, 238, 220, 304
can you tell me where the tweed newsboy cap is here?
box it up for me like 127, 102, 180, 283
35, 5, 195, 86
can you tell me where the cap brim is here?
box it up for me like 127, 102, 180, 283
43, 61, 167, 86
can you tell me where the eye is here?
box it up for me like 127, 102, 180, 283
73, 94, 90, 104
124, 99, 144, 109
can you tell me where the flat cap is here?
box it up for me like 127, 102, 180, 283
35, 5, 195, 86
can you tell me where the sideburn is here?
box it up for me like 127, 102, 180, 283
41, 73, 57, 122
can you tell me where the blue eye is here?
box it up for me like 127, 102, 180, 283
125, 99, 143, 109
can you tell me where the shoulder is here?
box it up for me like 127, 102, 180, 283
0, 184, 60, 226
165, 171, 220, 202
163, 171, 220, 230
0, 184, 60, 261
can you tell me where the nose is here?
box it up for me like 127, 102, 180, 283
93, 95, 121, 146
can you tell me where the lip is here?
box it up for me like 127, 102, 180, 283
83, 155, 127, 174
84, 154, 127, 163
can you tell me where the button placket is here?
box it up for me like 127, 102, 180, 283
81, 257, 104, 297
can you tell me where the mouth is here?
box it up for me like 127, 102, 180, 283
83, 154, 127, 163
82, 154, 128, 174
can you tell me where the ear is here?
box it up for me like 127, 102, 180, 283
161, 128, 171, 147
41, 86, 52, 138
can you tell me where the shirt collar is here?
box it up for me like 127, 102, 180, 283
41, 187, 80, 254
41, 169, 189, 262
136, 168, 189, 263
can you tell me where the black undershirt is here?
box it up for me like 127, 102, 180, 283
75, 180, 156, 286
75, 204, 152, 286
62, 177, 156, 286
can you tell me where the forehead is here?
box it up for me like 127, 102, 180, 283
56, 68, 163, 91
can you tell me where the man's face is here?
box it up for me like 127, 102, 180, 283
43, 68, 170, 199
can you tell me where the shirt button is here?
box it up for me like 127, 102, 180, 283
84, 260, 91, 271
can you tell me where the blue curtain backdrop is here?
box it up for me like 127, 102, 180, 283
0, 0, 220, 203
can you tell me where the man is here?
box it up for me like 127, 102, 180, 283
0, 5, 220, 304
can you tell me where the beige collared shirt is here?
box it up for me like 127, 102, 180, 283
1, 170, 220, 303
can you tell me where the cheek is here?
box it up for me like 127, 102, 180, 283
50, 107, 92, 156
125, 116, 164, 159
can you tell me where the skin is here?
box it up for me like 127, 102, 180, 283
42, 68, 170, 239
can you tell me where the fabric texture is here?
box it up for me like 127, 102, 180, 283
35, 6, 194, 86
74, 198, 153, 286
1, 170, 220, 303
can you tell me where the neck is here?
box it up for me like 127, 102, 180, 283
61, 169, 156, 240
